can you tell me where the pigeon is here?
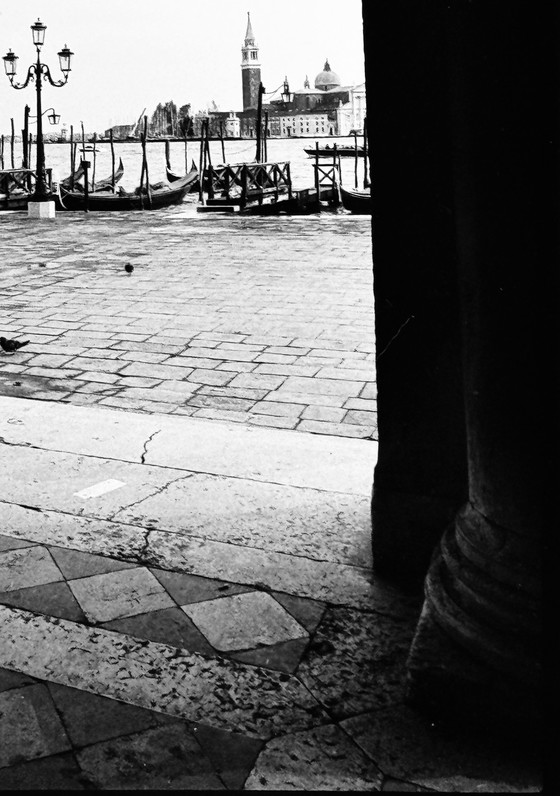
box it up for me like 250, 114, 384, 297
124, 263, 134, 274
0, 337, 30, 353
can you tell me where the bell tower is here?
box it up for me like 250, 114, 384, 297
241, 12, 261, 110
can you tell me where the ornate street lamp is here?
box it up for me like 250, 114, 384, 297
3, 19, 73, 207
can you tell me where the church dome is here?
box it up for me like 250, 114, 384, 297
314, 59, 341, 90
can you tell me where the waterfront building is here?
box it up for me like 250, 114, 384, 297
174, 12, 366, 141
103, 122, 136, 140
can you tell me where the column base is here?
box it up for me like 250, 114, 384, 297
28, 201, 56, 219
406, 505, 542, 734
406, 604, 542, 735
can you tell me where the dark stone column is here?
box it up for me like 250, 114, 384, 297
364, 2, 468, 582
404, 3, 550, 728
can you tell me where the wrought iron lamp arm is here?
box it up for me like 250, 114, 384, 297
7, 62, 67, 90
7, 63, 38, 90
28, 107, 57, 119
40, 63, 68, 88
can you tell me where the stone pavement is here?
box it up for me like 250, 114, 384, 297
0, 210, 541, 789
0, 209, 376, 438
0, 396, 542, 790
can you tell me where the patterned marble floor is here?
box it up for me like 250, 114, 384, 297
0, 396, 542, 791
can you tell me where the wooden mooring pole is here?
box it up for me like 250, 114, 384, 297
353, 131, 359, 188
0, 135, 4, 169
165, 139, 171, 171
91, 132, 97, 191
219, 121, 226, 164
204, 119, 214, 200
110, 129, 115, 191
10, 118, 15, 169
255, 83, 264, 162
22, 106, 30, 169
363, 116, 370, 189
69, 125, 74, 189
82, 159, 90, 212
140, 116, 152, 208
22, 106, 31, 190
263, 111, 269, 163
314, 141, 320, 199
198, 119, 205, 203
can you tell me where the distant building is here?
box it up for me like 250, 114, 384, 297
189, 13, 366, 140
103, 123, 135, 140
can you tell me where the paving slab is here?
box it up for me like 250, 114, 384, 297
244, 723, 383, 791
0, 605, 328, 740
0, 395, 376, 494
0, 683, 72, 768
0, 502, 376, 609
113, 473, 372, 567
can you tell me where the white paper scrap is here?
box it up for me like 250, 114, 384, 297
74, 479, 127, 499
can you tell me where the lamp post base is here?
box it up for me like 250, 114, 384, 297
28, 200, 56, 219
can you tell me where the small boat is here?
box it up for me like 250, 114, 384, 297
340, 185, 372, 214
59, 157, 125, 191
304, 144, 366, 158
58, 167, 198, 211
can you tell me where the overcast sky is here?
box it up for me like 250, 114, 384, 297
0, 1, 365, 134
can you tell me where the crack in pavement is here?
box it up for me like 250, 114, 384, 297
140, 429, 162, 465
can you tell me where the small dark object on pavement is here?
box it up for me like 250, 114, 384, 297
0, 337, 30, 353
124, 263, 134, 274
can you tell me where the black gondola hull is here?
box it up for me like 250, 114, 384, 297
340, 186, 372, 214
58, 169, 197, 211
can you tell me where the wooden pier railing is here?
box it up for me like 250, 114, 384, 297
312, 142, 341, 206
204, 161, 292, 207
0, 167, 54, 200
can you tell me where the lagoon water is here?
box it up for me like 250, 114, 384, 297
6, 135, 368, 194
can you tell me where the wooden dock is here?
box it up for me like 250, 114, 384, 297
197, 158, 341, 216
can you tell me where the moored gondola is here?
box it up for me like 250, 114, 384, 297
58, 167, 198, 211
60, 157, 125, 192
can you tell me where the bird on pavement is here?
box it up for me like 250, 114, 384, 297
0, 337, 30, 353
124, 263, 134, 274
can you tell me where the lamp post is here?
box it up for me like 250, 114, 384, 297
3, 18, 72, 216
281, 78, 294, 140
281, 77, 293, 105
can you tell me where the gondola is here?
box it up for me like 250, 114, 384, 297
304, 145, 366, 158
59, 157, 125, 191
58, 167, 198, 211
340, 185, 372, 214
